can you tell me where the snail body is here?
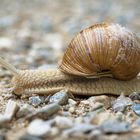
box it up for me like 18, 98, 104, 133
0, 23, 140, 95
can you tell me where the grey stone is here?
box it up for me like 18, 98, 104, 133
49, 90, 69, 105
129, 92, 140, 100
131, 104, 140, 116
16, 104, 35, 118
101, 120, 132, 133
29, 96, 42, 107
112, 94, 133, 112
54, 116, 73, 129
25, 103, 61, 120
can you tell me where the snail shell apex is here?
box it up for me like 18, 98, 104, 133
60, 23, 140, 80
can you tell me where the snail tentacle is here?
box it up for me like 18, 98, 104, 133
0, 57, 19, 76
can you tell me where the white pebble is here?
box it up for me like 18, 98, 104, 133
68, 99, 77, 106
55, 116, 73, 129
69, 107, 75, 113
27, 119, 51, 137
4, 100, 19, 120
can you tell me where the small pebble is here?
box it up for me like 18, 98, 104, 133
131, 104, 140, 116
115, 112, 124, 121
29, 96, 42, 107
88, 95, 111, 109
16, 104, 35, 118
68, 99, 77, 106
5, 100, 18, 115
26, 103, 61, 120
90, 102, 104, 112
90, 111, 115, 125
60, 111, 71, 117
101, 119, 131, 133
69, 107, 75, 114
54, 116, 73, 129
0, 37, 13, 49
89, 129, 102, 139
129, 92, 140, 100
49, 127, 60, 137
27, 119, 51, 137
112, 94, 133, 112
74, 117, 84, 124
62, 123, 97, 136
0, 100, 19, 127
80, 100, 90, 105
49, 90, 69, 105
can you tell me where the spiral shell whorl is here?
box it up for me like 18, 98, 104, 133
60, 23, 140, 80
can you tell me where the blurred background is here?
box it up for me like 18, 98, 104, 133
0, 0, 139, 69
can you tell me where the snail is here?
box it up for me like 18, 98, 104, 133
0, 23, 140, 96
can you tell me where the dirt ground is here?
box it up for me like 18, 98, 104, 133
0, 0, 140, 140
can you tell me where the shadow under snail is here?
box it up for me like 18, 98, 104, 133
0, 23, 140, 96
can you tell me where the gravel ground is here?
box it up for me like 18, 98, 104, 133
0, 0, 140, 140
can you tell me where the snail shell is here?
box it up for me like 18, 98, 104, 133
60, 23, 140, 80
